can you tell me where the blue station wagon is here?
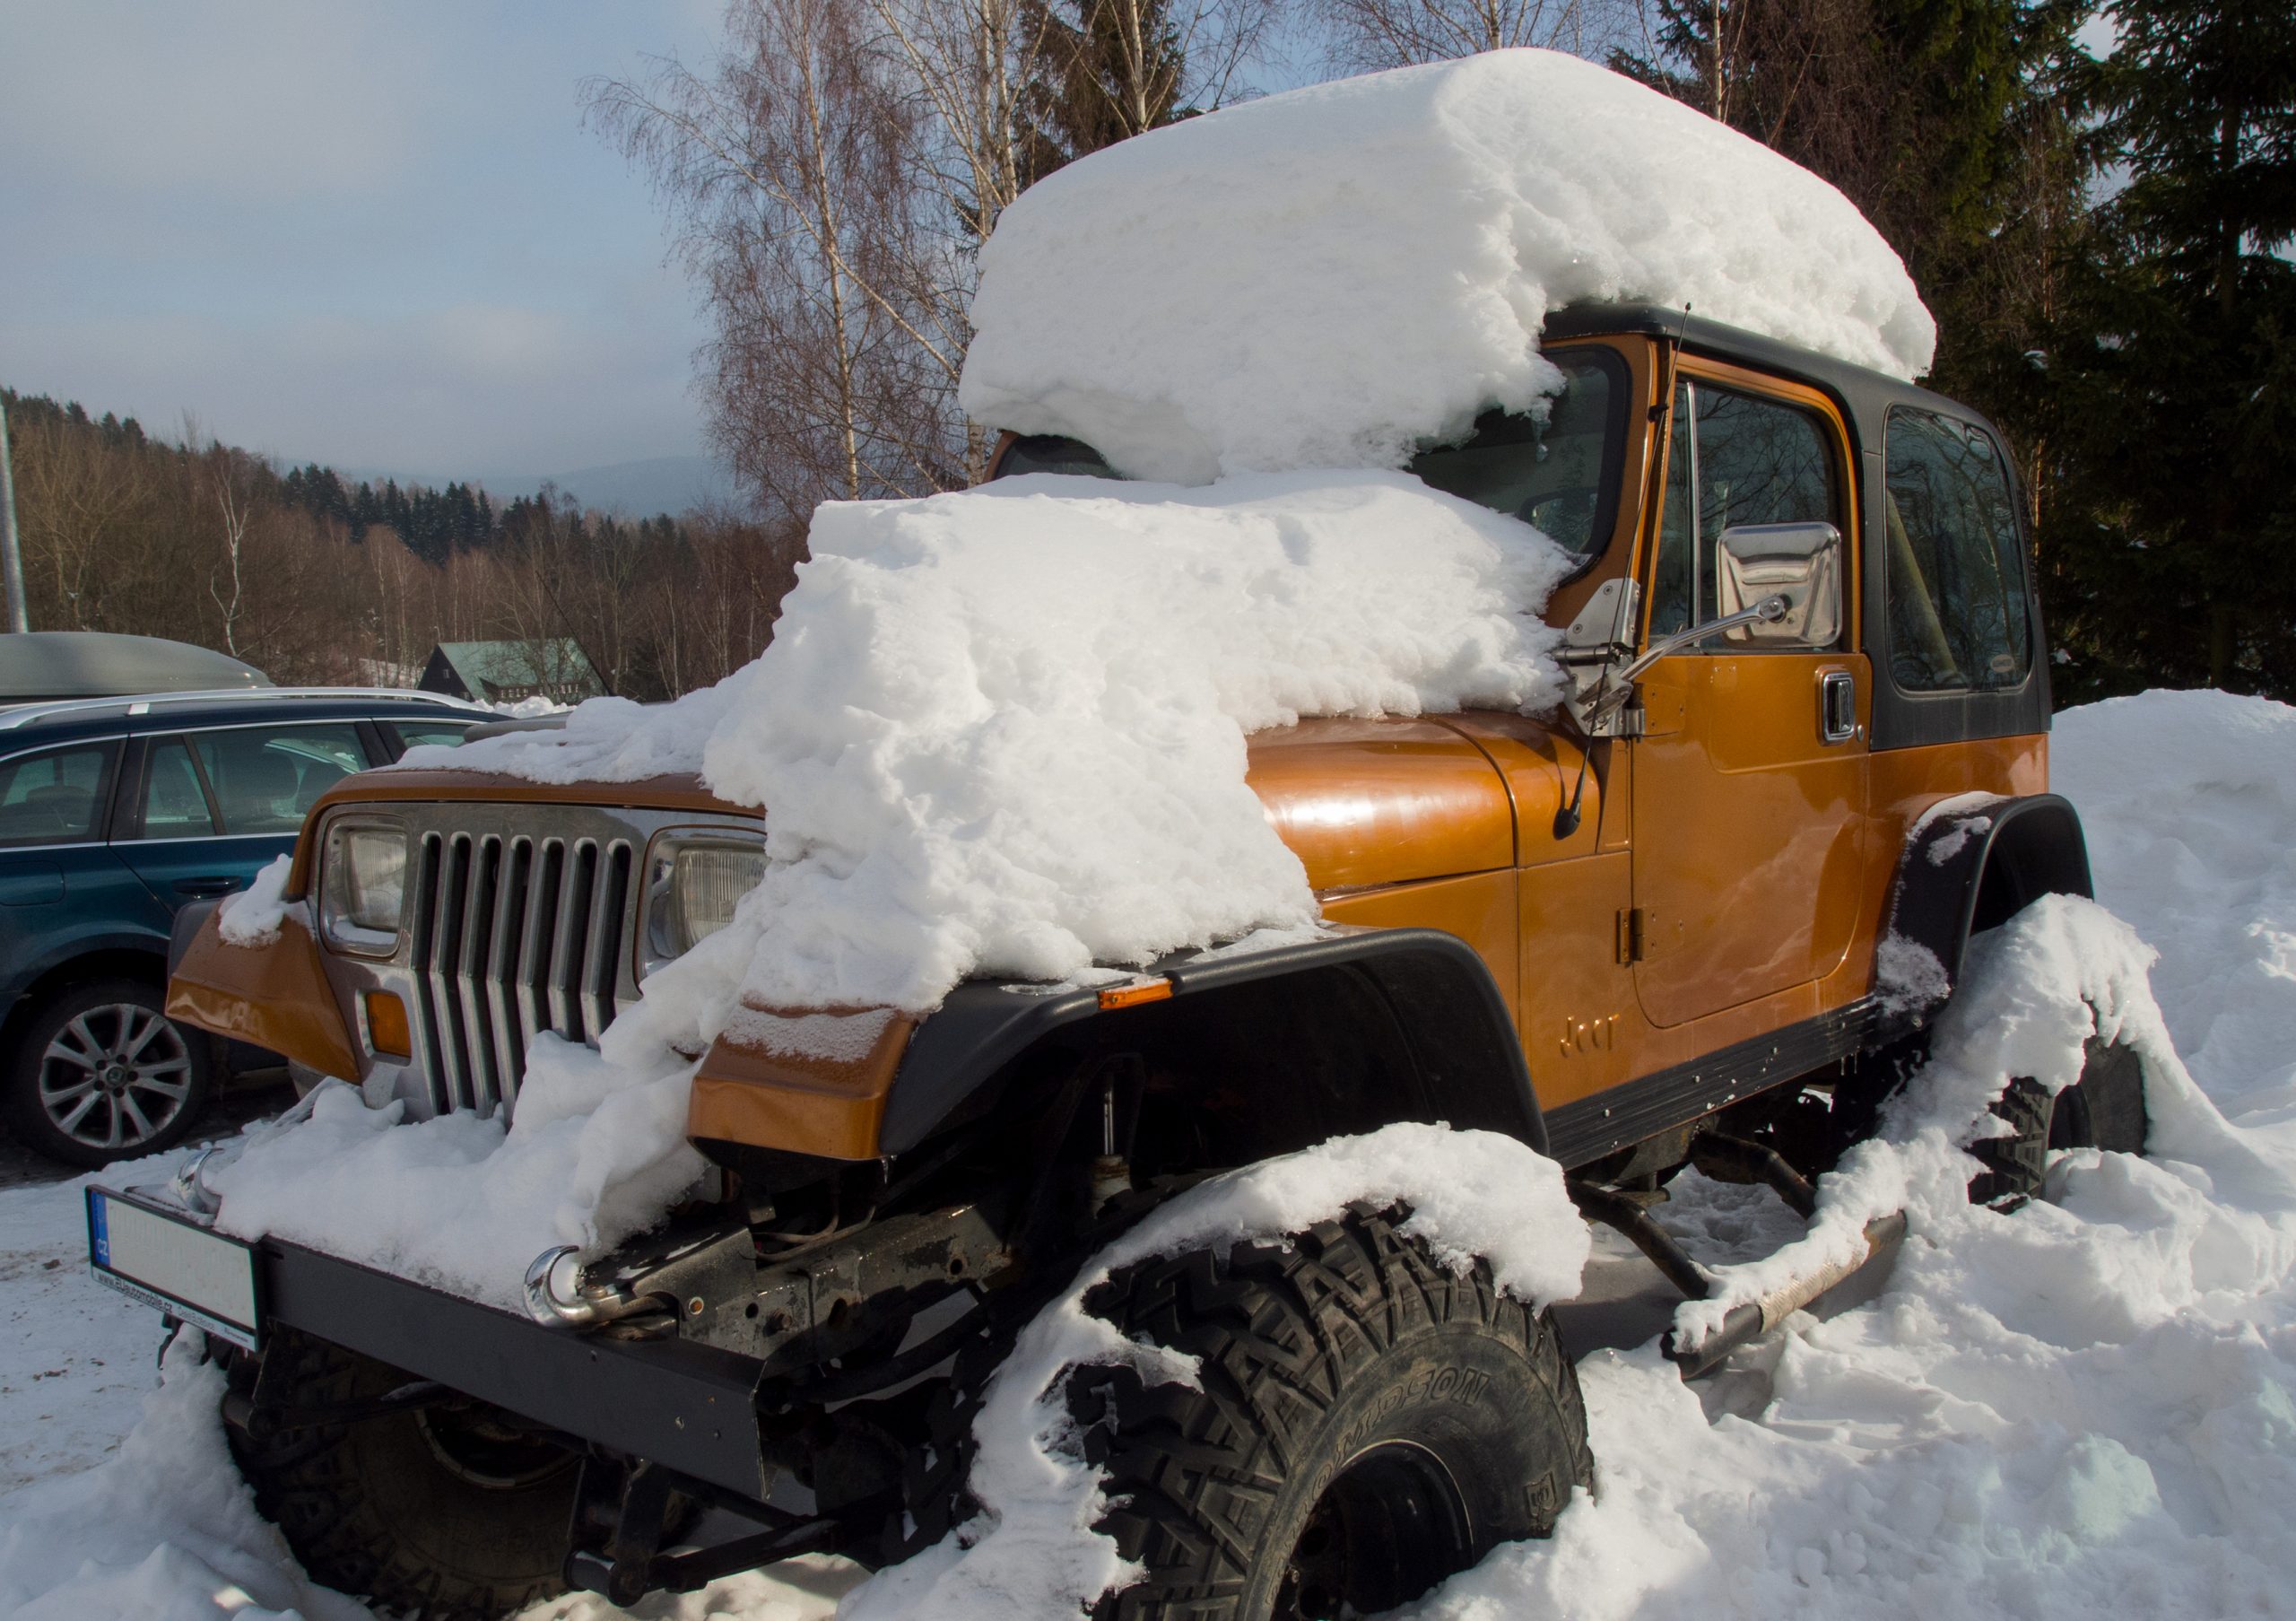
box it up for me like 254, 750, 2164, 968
0, 688, 489, 1165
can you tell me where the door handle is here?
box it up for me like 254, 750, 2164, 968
174, 877, 239, 898
1818, 669, 1860, 745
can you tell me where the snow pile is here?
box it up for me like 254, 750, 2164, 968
201, 1059, 708, 1311
427, 471, 1571, 1021
215, 855, 292, 947
841, 1123, 1585, 1621
961, 49, 1935, 484
1403, 930, 2296, 1619
0, 1337, 367, 1621
1674, 892, 2258, 1349
2053, 688, 2296, 1122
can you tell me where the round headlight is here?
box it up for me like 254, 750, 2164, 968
321, 823, 408, 952
645, 838, 767, 972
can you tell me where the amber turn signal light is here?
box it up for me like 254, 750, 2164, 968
1097, 978, 1174, 1011
364, 990, 413, 1059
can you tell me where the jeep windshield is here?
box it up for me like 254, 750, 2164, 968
992, 345, 1630, 567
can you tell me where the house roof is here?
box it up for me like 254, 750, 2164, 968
422, 639, 601, 699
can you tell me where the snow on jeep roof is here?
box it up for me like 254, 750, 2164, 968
961, 48, 1935, 483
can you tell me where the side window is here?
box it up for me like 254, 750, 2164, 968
139, 739, 218, 838
0, 744, 118, 846
1648, 379, 1839, 641
1884, 409, 2031, 692
191, 724, 368, 835
385, 720, 477, 755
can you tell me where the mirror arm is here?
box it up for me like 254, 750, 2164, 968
1581, 594, 1790, 726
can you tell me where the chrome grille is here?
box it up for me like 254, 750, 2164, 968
409, 827, 635, 1116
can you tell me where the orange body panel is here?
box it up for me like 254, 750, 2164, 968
687, 1012, 918, 1160
168, 908, 360, 1082
1248, 718, 1515, 891
1320, 869, 1518, 1028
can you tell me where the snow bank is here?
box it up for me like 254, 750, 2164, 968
2055, 688, 2296, 1123
428, 471, 1570, 1020
841, 1123, 1585, 1621
216, 855, 291, 947
961, 49, 1935, 484
202, 1060, 708, 1311
0, 1337, 368, 1621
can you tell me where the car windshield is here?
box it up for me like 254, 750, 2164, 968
1407, 347, 1630, 565
988, 346, 1629, 571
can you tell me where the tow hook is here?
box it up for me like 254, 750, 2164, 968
522, 1247, 664, 1329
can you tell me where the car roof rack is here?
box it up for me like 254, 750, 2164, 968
0, 687, 494, 733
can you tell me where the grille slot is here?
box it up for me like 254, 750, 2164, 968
410, 829, 634, 1116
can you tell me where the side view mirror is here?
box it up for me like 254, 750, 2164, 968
1716, 522, 1842, 647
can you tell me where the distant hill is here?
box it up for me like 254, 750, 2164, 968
334, 455, 742, 521
544, 456, 739, 518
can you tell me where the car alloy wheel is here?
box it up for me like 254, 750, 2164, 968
39, 1002, 196, 1154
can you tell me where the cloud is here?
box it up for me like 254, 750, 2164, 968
0, 3, 721, 477
0, 3, 426, 198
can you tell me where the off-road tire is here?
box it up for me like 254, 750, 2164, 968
226, 1329, 581, 1620
2, 978, 213, 1168
1970, 1032, 2148, 1207
1072, 1207, 1591, 1621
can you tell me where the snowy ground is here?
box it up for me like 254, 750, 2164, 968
2, 687, 2292, 1619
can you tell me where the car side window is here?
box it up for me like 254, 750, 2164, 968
1648, 378, 1839, 641
190, 724, 368, 835
386, 720, 477, 754
0, 744, 119, 846
139, 738, 219, 838
1884, 409, 2031, 692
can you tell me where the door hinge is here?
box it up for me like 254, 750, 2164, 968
1616, 908, 1646, 964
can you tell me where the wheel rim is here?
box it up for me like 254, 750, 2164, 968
1275, 1441, 1474, 1620
39, 1004, 193, 1151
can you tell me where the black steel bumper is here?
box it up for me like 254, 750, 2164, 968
258, 1237, 775, 1502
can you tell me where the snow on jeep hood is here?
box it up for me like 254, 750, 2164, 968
422, 469, 1570, 1025
959, 48, 1935, 483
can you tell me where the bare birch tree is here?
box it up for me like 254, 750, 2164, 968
1306, 0, 1636, 70
204, 448, 254, 658
587, 0, 961, 519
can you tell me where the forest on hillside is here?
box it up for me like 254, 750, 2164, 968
0, 390, 805, 701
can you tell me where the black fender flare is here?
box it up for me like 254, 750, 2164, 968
879, 927, 1545, 1158
1878, 790, 2092, 1029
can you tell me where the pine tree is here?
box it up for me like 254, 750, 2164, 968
1017, 0, 1189, 179
2038, 0, 2296, 696
1613, 0, 2095, 488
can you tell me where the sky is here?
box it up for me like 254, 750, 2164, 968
0, 2, 726, 486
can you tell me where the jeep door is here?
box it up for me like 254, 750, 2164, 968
1628, 361, 1868, 1029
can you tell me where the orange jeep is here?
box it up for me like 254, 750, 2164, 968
88, 303, 2136, 1621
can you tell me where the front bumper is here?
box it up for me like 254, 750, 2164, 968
91, 1188, 777, 1501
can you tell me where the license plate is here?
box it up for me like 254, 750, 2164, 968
85, 1187, 261, 1350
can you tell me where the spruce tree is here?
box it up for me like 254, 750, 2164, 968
2039, 0, 2296, 697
